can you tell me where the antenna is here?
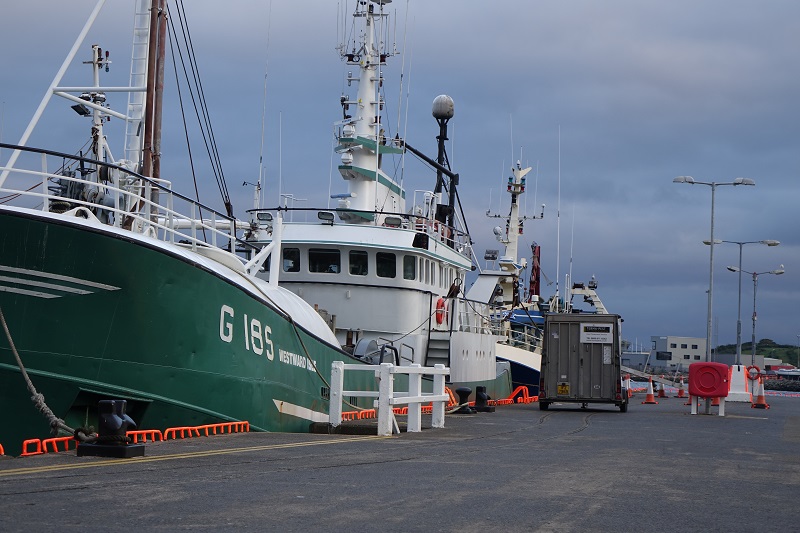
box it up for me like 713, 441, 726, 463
395, 0, 410, 191
555, 125, 561, 311
569, 206, 575, 295
255, 0, 273, 213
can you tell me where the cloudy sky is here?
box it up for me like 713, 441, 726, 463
2, 1, 798, 350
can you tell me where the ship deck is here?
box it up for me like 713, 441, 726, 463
2, 395, 799, 532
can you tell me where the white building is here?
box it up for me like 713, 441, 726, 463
650, 336, 706, 372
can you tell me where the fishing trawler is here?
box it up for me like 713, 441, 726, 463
243, 0, 512, 399
0, 0, 384, 455
466, 162, 545, 395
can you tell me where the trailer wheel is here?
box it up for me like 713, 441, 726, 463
619, 402, 628, 413
539, 402, 549, 411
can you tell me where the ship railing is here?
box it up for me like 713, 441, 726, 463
375, 337, 415, 365
247, 206, 473, 259
450, 298, 497, 336
329, 361, 449, 436
0, 143, 249, 257
487, 314, 542, 352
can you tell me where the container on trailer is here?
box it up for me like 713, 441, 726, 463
539, 313, 628, 412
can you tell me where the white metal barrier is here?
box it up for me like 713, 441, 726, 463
329, 362, 450, 436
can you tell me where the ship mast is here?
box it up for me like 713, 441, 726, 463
487, 161, 545, 307
335, 0, 404, 224
141, 0, 167, 180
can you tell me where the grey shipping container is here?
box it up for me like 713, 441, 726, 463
539, 313, 628, 412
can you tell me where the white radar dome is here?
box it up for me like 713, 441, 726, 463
432, 95, 455, 120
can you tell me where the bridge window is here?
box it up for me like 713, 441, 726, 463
403, 255, 416, 280
377, 252, 396, 278
283, 248, 300, 272
349, 250, 368, 276
309, 248, 341, 273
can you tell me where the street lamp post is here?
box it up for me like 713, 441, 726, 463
705, 239, 780, 365
726, 265, 785, 366
673, 176, 755, 366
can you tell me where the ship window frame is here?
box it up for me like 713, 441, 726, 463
309, 248, 341, 274
403, 255, 416, 280
349, 250, 368, 276
283, 247, 300, 272
376, 252, 397, 279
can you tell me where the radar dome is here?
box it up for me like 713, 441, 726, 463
432, 95, 455, 120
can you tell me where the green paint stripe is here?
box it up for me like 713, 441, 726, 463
338, 136, 404, 154
338, 165, 406, 199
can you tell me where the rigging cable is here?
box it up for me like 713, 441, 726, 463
166, 10, 206, 241
170, 1, 233, 217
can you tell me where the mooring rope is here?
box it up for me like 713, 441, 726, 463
0, 305, 96, 442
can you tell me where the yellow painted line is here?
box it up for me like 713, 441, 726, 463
0, 435, 387, 478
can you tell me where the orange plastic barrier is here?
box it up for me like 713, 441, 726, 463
196, 421, 250, 436
490, 398, 514, 406
126, 429, 164, 443
444, 387, 457, 407
505, 385, 538, 404
357, 409, 376, 420
163, 426, 201, 440
20, 439, 43, 457
340, 411, 359, 421
163, 421, 250, 440
42, 436, 77, 453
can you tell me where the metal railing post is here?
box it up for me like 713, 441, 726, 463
432, 364, 446, 428
329, 361, 344, 427
377, 363, 394, 436
407, 363, 422, 432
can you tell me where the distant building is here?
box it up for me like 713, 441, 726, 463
648, 336, 706, 372
622, 336, 775, 372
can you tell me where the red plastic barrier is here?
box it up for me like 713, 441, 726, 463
163, 426, 201, 440
42, 436, 77, 453
20, 439, 43, 457
126, 429, 164, 443
689, 362, 730, 398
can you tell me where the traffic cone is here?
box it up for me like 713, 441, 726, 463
675, 377, 686, 398
657, 381, 667, 398
642, 377, 658, 404
751, 378, 770, 409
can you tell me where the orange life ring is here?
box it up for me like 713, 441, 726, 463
746, 365, 760, 380
435, 297, 447, 325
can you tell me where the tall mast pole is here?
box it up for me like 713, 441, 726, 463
142, 0, 165, 179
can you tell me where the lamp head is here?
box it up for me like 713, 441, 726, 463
727, 266, 739, 272
673, 176, 694, 184
761, 239, 780, 246
703, 239, 722, 245
772, 264, 785, 275
733, 177, 755, 186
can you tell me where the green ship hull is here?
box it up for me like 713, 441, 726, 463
0, 207, 379, 455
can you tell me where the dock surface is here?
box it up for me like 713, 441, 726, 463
2, 396, 799, 532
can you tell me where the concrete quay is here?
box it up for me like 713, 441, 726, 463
1, 395, 798, 532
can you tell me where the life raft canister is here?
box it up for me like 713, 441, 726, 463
435, 297, 447, 325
